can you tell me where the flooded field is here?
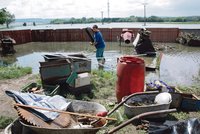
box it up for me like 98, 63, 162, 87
4, 22, 200, 30
1, 42, 200, 87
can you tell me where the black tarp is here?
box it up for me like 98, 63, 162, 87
149, 118, 200, 134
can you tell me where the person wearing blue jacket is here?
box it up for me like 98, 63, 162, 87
91, 25, 106, 66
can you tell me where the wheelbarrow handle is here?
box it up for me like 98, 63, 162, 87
106, 108, 177, 134
14, 103, 117, 121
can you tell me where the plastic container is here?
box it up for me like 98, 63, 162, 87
75, 73, 90, 88
116, 56, 145, 102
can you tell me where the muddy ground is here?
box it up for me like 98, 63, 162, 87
0, 74, 37, 133
1, 72, 200, 134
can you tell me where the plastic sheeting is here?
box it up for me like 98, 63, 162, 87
149, 118, 200, 134
6, 90, 71, 121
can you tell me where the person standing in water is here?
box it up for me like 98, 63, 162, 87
91, 25, 106, 67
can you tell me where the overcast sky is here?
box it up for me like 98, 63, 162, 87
0, 0, 200, 19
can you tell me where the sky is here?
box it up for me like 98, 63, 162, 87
0, 0, 200, 19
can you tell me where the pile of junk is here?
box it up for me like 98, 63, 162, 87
133, 28, 156, 57
25, 53, 92, 96
5, 90, 110, 134
4, 53, 112, 134
118, 28, 157, 57
0, 36, 16, 55
3, 54, 200, 134
4, 81, 200, 134
176, 32, 200, 47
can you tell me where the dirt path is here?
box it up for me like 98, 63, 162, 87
0, 74, 37, 118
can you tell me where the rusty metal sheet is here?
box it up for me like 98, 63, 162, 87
16, 106, 73, 128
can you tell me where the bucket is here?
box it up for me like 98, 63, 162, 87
116, 56, 145, 102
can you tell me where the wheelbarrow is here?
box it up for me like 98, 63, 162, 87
91, 91, 177, 133
4, 99, 109, 134
6, 91, 196, 134
103, 90, 200, 133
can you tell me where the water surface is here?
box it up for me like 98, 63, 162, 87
2, 22, 200, 31
1, 42, 200, 87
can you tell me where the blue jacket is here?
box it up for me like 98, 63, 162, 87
94, 31, 105, 48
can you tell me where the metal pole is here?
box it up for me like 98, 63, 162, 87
144, 4, 146, 26
142, 3, 147, 26
107, 108, 177, 134
101, 11, 104, 25
107, 0, 110, 18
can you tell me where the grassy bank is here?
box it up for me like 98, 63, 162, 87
0, 65, 32, 80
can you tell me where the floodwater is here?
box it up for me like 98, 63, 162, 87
2, 22, 200, 30
0, 42, 200, 87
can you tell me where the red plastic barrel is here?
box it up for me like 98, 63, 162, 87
116, 56, 145, 102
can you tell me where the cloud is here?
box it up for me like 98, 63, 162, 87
148, 0, 200, 16
1, 0, 200, 18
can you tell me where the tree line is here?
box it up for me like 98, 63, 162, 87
0, 8, 15, 28
1, 7, 200, 28
50, 16, 200, 24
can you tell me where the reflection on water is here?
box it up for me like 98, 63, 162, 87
1, 42, 200, 87
160, 45, 200, 86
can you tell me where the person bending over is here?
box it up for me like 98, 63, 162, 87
91, 25, 106, 66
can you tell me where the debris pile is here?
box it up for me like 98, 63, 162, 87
133, 28, 156, 56
39, 53, 92, 96
176, 32, 200, 46
0, 36, 16, 55
5, 90, 109, 133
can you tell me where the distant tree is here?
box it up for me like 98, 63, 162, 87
33, 22, 36, 26
0, 8, 15, 28
136, 17, 144, 22
50, 15, 200, 24
5, 12, 15, 28
50, 19, 65, 24
87, 17, 96, 23
0, 8, 7, 24
69, 17, 76, 24
23, 22, 27, 26
171, 17, 186, 22
129, 16, 137, 22
81, 17, 86, 23
148, 16, 164, 22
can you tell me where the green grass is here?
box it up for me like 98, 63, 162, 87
68, 69, 117, 101
0, 116, 14, 129
0, 65, 32, 80
90, 70, 116, 99
72, 70, 138, 133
